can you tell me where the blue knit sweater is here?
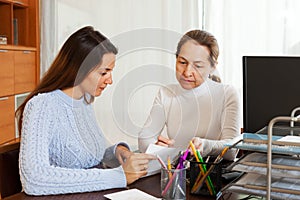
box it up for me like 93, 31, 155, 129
19, 90, 127, 195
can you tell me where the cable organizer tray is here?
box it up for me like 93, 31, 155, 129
233, 133, 300, 155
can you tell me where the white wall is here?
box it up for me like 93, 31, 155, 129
41, 0, 300, 149
41, 0, 200, 150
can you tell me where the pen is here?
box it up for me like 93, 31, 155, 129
189, 141, 215, 195
206, 156, 210, 163
178, 149, 189, 169
171, 171, 179, 198
167, 156, 172, 170
170, 166, 186, 198
215, 146, 229, 163
191, 158, 219, 193
191, 147, 228, 194
167, 155, 172, 179
162, 143, 191, 196
156, 154, 167, 169
177, 184, 185, 197
181, 149, 189, 163
161, 161, 181, 196
192, 140, 243, 193
191, 150, 216, 195
196, 150, 205, 167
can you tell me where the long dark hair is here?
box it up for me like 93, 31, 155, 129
15, 26, 118, 134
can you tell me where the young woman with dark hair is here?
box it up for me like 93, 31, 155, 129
16, 26, 155, 195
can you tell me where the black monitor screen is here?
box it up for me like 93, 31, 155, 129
243, 56, 300, 133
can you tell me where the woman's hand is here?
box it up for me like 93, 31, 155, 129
122, 153, 156, 185
155, 135, 175, 147
115, 145, 132, 165
191, 137, 204, 155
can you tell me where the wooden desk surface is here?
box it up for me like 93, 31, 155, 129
3, 174, 246, 200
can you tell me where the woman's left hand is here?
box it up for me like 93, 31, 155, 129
116, 145, 133, 164
191, 137, 204, 155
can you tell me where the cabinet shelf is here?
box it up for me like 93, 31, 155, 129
0, 0, 39, 144
0, 0, 38, 47
0, 44, 36, 50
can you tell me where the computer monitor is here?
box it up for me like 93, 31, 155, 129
243, 56, 300, 133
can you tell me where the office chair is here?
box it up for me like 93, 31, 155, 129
0, 141, 22, 199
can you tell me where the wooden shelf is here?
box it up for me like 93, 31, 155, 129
0, 96, 15, 144
0, 0, 38, 47
0, 0, 39, 144
0, 44, 36, 50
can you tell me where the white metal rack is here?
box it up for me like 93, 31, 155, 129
223, 107, 300, 200
266, 107, 300, 199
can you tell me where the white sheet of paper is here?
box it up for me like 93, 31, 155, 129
104, 188, 160, 200
277, 135, 300, 143
144, 144, 180, 176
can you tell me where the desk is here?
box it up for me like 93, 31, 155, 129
3, 174, 246, 200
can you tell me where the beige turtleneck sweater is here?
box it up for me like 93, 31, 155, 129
138, 79, 241, 161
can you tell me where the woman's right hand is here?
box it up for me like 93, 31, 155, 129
122, 153, 156, 185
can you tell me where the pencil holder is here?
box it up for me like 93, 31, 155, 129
189, 159, 222, 196
161, 167, 187, 200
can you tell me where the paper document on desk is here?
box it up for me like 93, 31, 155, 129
104, 188, 160, 200
145, 144, 180, 177
229, 152, 300, 178
234, 133, 300, 154
277, 135, 300, 143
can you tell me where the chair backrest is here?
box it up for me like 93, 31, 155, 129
0, 141, 22, 199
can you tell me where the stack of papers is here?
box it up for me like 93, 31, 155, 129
232, 133, 300, 154
226, 173, 300, 199
277, 135, 300, 143
228, 152, 300, 178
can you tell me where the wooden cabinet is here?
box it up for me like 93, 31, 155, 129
0, 2, 12, 45
0, 50, 14, 97
0, 0, 39, 144
13, 0, 29, 6
0, 49, 36, 96
14, 50, 36, 94
0, 0, 38, 47
0, 96, 15, 143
